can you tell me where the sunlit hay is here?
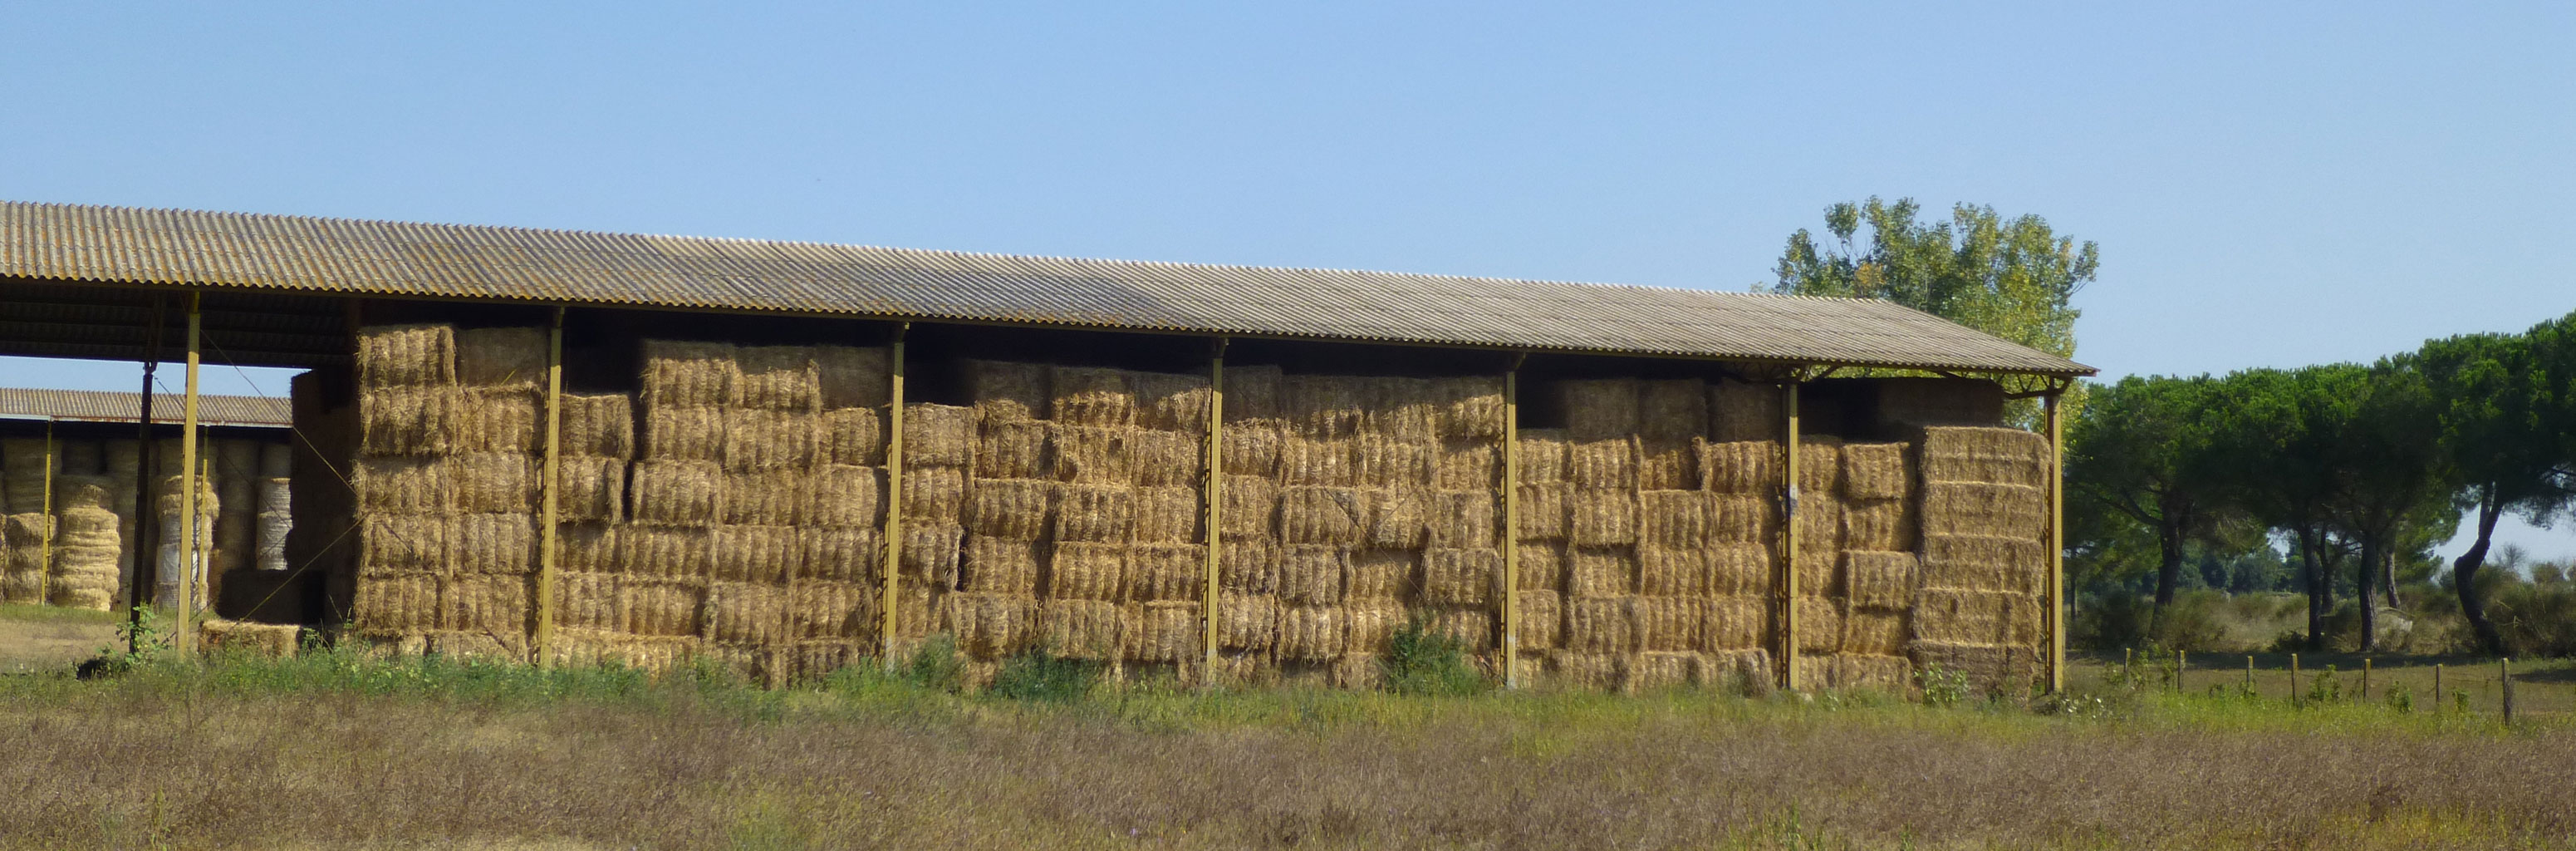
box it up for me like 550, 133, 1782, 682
964, 359, 1049, 423
1912, 588, 2043, 647
1279, 374, 1367, 438
1510, 431, 1572, 489
1045, 541, 1130, 601
1842, 497, 1916, 552
1342, 548, 1412, 601
1793, 497, 1844, 553
1637, 597, 1708, 652
638, 339, 738, 408
715, 469, 805, 526
957, 534, 1040, 596
1352, 435, 1434, 489
898, 522, 964, 587
1907, 639, 2042, 695
1794, 598, 1845, 654
452, 327, 546, 391
1504, 540, 1563, 593
358, 386, 458, 456
351, 572, 441, 632
1635, 545, 1710, 598
1047, 484, 1133, 544
1125, 600, 1202, 663
557, 523, 619, 574
1431, 375, 1506, 440
797, 527, 880, 583
1205, 534, 1275, 595
1639, 490, 1715, 549
613, 577, 705, 635
1219, 419, 1282, 478
720, 409, 819, 471
711, 524, 801, 583
1794, 435, 1843, 498
796, 464, 880, 529
356, 323, 457, 388
1275, 435, 1356, 488
900, 465, 969, 525
1274, 604, 1345, 662
1277, 486, 1366, 546
351, 455, 452, 516
901, 403, 978, 469
1707, 376, 1781, 442
1636, 438, 1697, 491
1048, 426, 1132, 485
886, 584, 940, 647
1427, 606, 1496, 654
448, 453, 534, 514
1564, 546, 1636, 598
1796, 551, 1842, 599
1831, 653, 1914, 692
1362, 376, 1440, 443
1564, 597, 1637, 654
1843, 611, 1912, 658
1543, 650, 1622, 691
1045, 366, 1133, 427
1564, 437, 1636, 491
1513, 482, 1570, 542
442, 572, 533, 643
941, 592, 1038, 659
1567, 488, 1640, 548
614, 526, 714, 579
1126, 544, 1204, 602
625, 460, 722, 527
1425, 489, 1497, 548
1043, 598, 1126, 661
1219, 475, 1278, 539
641, 405, 725, 463
1503, 589, 1559, 651
703, 581, 788, 646
1331, 598, 1396, 657
786, 579, 873, 642
1432, 441, 1496, 491
1270, 544, 1342, 607
1921, 482, 2048, 542
1840, 441, 1911, 500
1218, 594, 1278, 652
1132, 370, 1213, 433
1, 514, 52, 604
1353, 487, 1420, 549
730, 346, 822, 413
191, 618, 297, 657
1420, 547, 1500, 608
450, 513, 535, 575
1127, 430, 1202, 488
817, 407, 885, 466
808, 345, 891, 411
963, 477, 1050, 540
1842, 549, 1919, 611
1701, 595, 1769, 652
1704, 493, 1776, 546
1920, 534, 2047, 594
974, 418, 1052, 480
1918, 426, 2050, 488
1132, 485, 1200, 544
1550, 378, 1641, 440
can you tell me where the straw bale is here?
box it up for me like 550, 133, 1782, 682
360, 514, 449, 574
902, 403, 978, 468
453, 327, 546, 391
1795, 551, 1841, 598
1275, 544, 1345, 606
1706, 494, 1777, 546
359, 386, 458, 456
1049, 484, 1134, 544
443, 573, 532, 638
55, 440, 101, 477
1566, 438, 1636, 490
1912, 588, 2042, 646
1918, 426, 2049, 488
1046, 366, 1136, 427
1513, 431, 1574, 490
626, 460, 723, 527
1702, 595, 1769, 652
2, 440, 51, 514
1796, 435, 1843, 496
195, 619, 300, 657
1125, 600, 1201, 662
1342, 548, 1411, 601
1218, 596, 1278, 652
974, 419, 1052, 480
353, 572, 442, 632
1221, 364, 1285, 422
1432, 441, 1497, 491
1906, 640, 2042, 695
1830, 654, 1913, 692
900, 522, 964, 587
1509, 589, 1563, 650
711, 525, 800, 583
964, 359, 1049, 423
1511, 540, 1566, 592
357, 324, 457, 388
797, 464, 880, 529
1707, 377, 1782, 442
1567, 488, 1639, 548
1840, 442, 1911, 500
640, 340, 738, 408
1277, 486, 1366, 546
1921, 482, 2047, 540
1275, 605, 1345, 661
1048, 541, 1129, 601
1512, 482, 1569, 542
454, 388, 543, 454
1342, 599, 1403, 655
1565, 546, 1636, 598
1920, 534, 2048, 593
1425, 490, 1496, 548
1219, 539, 1278, 594
1132, 486, 1200, 544
954, 535, 1039, 596
1043, 599, 1126, 660
1128, 430, 1201, 487
1640, 490, 1715, 548
1351, 488, 1421, 550
1220, 475, 1278, 539
901, 465, 969, 525
1280, 375, 1367, 437
1844, 550, 1918, 610
1627, 652, 1709, 693
446, 453, 532, 514
255, 509, 293, 572
1362, 377, 1440, 443
555, 571, 616, 630
1635, 546, 1709, 598
1565, 597, 1636, 653
1428, 607, 1496, 652
1553, 379, 1641, 440
1793, 497, 1843, 553
812, 345, 891, 410
710, 469, 804, 527
799, 528, 880, 583
616, 526, 714, 578
1844, 611, 1911, 657
1636, 439, 1696, 491
557, 523, 619, 574
781, 639, 864, 683
1432, 376, 1507, 440
733, 346, 823, 412
452, 514, 534, 575
1636, 379, 1707, 441
961, 478, 1048, 540
1129, 544, 1205, 602
704, 581, 787, 645
1544, 652, 1622, 691
1416, 548, 1494, 608
721, 409, 818, 471
105, 440, 139, 476
818, 407, 885, 466
1842, 498, 1916, 551
1353, 436, 1434, 489
788, 580, 874, 641
1134, 371, 1214, 433
1636, 597, 1705, 652
48, 507, 120, 610
1277, 436, 1356, 487
1794, 598, 1844, 654
1050, 426, 1132, 485
1221, 420, 1282, 477
940, 593, 1039, 658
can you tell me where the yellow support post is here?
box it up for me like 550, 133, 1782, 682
1502, 356, 1524, 688
175, 292, 201, 657
1780, 376, 1801, 691
1202, 341, 1226, 686
2045, 388, 2067, 693
880, 324, 909, 668
532, 307, 566, 666
38, 419, 53, 604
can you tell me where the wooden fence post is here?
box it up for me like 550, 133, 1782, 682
2502, 658, 2515, 725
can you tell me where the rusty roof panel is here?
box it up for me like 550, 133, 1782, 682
0, 387, 291, 427
0, 199, 2092, 376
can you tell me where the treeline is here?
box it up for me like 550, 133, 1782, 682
2067, 312, 2576, 656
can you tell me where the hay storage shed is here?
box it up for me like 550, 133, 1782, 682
0, 200, 2091, 693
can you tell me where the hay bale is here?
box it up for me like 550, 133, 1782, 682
454, 327, 546, 390
809, 345, 891, 411
559, 523, 619, 574
1280, 375, 1367, 438
799, 528, 880, 583
359, 386, 458, 456
902, 403, 977, 469
721, 409, 819, 471
703, 581, 787, 645
1048, 541, 1129, 600
1921, 482, 2047, 541
449, 388, 542, 454
2, 439, 54, 514
616, 526, 714, 578
1342, 599, 1403, 656
1132, 486, 1200, 544
1362, 488, 1425, 549
940, 593, 1038, 658
1567, 489, 1639, 548
1636, 439, 1696, 491
2, 514, 51, 604
1554, 379, 1641, 440
964, 359, 1049, 423
802, 464, 883, 529
357, 324, 457, 388
1275, 605, 1344, 661
1794, 598, 1845, 654
1433, 441, 1497, 491
1795, 550, 1842, 598
1565, 547, 1636, 598
1514, 429, 1570, 485
1792, 497, 1843, 553
733, 346, 822, 412
1219, 595, 1278, 652
1276, 544, 1344, 606
1544, 651, 1623, 691
964, 478, 1052, 540
627, 460, 723, 526
1048, 366, 1137, 427
1128, 430, 1201, 488
974, 419, 1053, 480
1707, 378, 1781, 442
1912, 588, 2043, 646
451, 453, 537, 514
640, 339, 738, 408
958, 535, 1042, 595
1907, 640, 2042, 695
1513, 483, 1569, 542
1277, 486, 1366, 546
1042, 599, 1126, 660
1842, 498, 1916, 552
1050, 426, 1132, 485
1433, 376, 1506, 440
637, 404, 728, 465
442, 573, 532, 639
1920, 534, 2048, 594
1794, 435, 1843, 497
818, 407, 886, 466
47, 507, 120, 610
900, 522, 964, 587
52, 475, 114, 512
1566, 438, 1636, 490
1636, 597, 1705, 652
1830, 654, 1914, 692
1352, 436, 1434, 489
787, 580, 873, 641
1214, 364, 1283, 423
1844, 612, 1911, 657
1277, 436, 1356, 487
451, 514, 534, 574
1512, 541, 1566, 593
1425, 490, 1495, 548
1220, 475, 1278, 539
1626, 651, 1711, 693
353, 456, 452, 516
1342, 548, 1413, 600
1134, 371, 1213, 433
1427, 607, 1495, 653
195, 618, 299, 657
1640, 490, 1716, 548
1128, 544, 1205, 602
1840, 442, 1911, 500
712, 524, 801, 583
1638, 379, 1707, 441
59, 440, 103, 477
1565, 597, 1636, 653
1221, 420, 1282, 477
1636, 546, 1710, 598
1704, 544, 1770, 596
1051, 484, 1136, 543
1918, 426, 2049, 488
1362, 377, 1440, 443
1420, 547, 1500, 607
254, 506, 292, 572
714, 468, 805, 526
1219, 539, 1278, 594
1514, 589, 1563, 650
352, 572, 441, 632
1125, 600, 1202, 662
1703, 595, 1769, 652
901, 466, 969, 524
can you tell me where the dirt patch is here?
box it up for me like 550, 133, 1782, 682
0, 614, 117, 674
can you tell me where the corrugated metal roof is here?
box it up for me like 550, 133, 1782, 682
0, 200, 2093, 376
0, 387, 291, 427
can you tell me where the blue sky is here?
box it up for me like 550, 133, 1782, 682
2, 2, 2570, 559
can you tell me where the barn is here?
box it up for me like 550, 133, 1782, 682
0, 200, 2090, 693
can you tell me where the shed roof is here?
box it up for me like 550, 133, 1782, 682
0, 387, 291, 427
0, 199, 2092, 376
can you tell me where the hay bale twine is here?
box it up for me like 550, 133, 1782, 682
352, 456, 452, 516
352, 572, 441, 632
357, 324, 458, 388
1363, 488, 1426, 549
453, 388, 542, 454
787, 579, 874, 641
1640, 490, 1715, 549
965, 359, 1050, 424
1352, 436, 1434, 489
454, 327, 547, 391
1514, 429, 1570, 485
557, 456, 630, 524
451, 453, 537, 514
1052, 485, 1136, 544
359, 386, 459, 456
1513, 540, 1567, 593
547, 393, 635, 460
1564, 597, 1636, 654
704, 582, 788, 646
900, 466, 968, 525
712, 525, 802, 583
450, 514, 534, 575
616, 525, 714, 579
1710, 494, 1777, 546
1636, 597, 1705, 652
1276, 436, 1356, 488
1432, 441, 1498, 491
640, 339, 739, 408
1218, 594, 1278, 652
1707, 543, 1773, 597
721, 409, 818, 471
1636, 439, 1697, 491
1636, 545, 1711, 598
900, 522, 964, 587
1042, 599, 1126, 661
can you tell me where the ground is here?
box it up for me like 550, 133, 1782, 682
0, 603, 120, 674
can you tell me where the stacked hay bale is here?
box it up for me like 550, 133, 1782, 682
1212, 364, 1283, 684
149, 457, 218, 614
47, 443, 122, 611
1801, 438, 1920, 692
1908, 426, 2051, 693
2, 437, 56, 603
208, 437, 261, 598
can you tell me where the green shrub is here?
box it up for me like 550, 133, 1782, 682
900, 634, 966, 693
1380, 615, 1488, 696
1916, 664, 1970, 707
986, 646, 1101, 702
2488, 581, 2576, 658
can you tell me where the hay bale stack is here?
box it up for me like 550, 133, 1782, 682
2, 513, 53, 603
1707, 377, 1781, 442
1133, 371, 1212, 433
1049, 366, 1136, 428
1906, 426, 2050, 694
1918, 426, 2049, 489
48, 506, 120, 610
2, 438, 56, 514
1281, 375, 1368, 439
966, 360, 1049, 424
200, 619, 301, 657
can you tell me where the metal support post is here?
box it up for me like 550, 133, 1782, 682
1501, 354, 1527, 688
1202, 339, 1227, 686
880, 323, 910, 667
1780, 376, 1802, 691
175, 292, 201, 657
533, 307, 566, 665
2044, 387, 2067, 692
